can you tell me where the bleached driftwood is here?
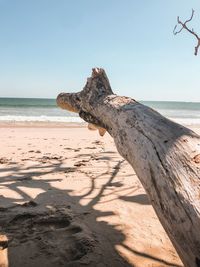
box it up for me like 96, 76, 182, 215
57, 68, 200, 267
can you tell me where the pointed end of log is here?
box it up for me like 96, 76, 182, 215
92, 68, 105, 77
56, 92, 80, 113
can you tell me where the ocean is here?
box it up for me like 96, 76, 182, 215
0, 97, 200, 125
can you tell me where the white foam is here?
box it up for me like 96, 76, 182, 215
0, 115, 84, 123
0, 115, 200, 126
169, 117, 200, 126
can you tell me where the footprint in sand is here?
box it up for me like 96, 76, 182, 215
1, 209, 95, 265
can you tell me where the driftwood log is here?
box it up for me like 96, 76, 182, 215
57, 68, 200, 267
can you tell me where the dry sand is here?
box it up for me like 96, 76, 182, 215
0, 122, 195, 267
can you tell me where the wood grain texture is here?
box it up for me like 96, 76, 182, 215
57, 68, 200, 267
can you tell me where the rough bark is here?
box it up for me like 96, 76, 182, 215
57, 68, 200, 267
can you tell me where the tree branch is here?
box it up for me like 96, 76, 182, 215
173, 9, 200, 55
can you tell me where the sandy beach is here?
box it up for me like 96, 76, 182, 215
1, 122, 196, 267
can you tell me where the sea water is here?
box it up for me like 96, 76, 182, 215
0, 97, 200, 125
0, 98, 81, 123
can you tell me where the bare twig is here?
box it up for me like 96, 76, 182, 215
173, 9, 200, 55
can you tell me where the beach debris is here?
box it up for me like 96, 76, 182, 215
64, 167, 77, 173
0, 157, 9, 164
92, 140, 103, 145
35, 155, 63, 163
74, 161, 86, 167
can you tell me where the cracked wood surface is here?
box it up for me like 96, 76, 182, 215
57, 68, 200, 267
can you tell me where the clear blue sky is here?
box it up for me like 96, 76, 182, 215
0, 0, 200, 101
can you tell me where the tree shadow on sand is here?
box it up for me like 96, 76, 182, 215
0, 153, 182, 267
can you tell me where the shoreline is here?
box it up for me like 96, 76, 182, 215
0, 121, 87, 128
0, 121, 200, 134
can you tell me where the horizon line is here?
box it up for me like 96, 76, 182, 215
0, 96, 200, 104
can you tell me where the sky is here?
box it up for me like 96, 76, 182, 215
0, 0, 200, 101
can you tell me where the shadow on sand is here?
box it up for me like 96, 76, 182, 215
0, 155, 182, 267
